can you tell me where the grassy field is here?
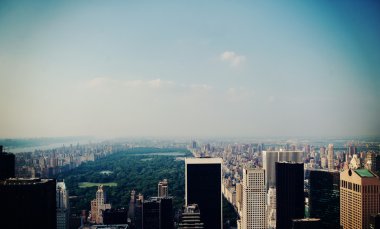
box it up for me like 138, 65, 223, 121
78, 182, 118, 188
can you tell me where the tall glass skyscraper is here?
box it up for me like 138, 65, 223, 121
309, 170, 340, 229
276, 162, 304, 229
185, 157, 222, 229
0, 145, 15, 180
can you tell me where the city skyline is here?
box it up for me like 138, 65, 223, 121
1, 0, 380, 138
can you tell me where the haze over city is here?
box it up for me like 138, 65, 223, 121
1, 0, 379, 138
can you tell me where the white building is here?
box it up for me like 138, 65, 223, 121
56, 181, 69, 229
242, 167, 266, 229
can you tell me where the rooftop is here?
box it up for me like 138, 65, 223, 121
355, 169, 376, 178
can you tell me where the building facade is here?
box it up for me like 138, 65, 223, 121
0, 178, 56, 229
158, 179, 168, 197
236, 183, 243, 215
178, 204, 204, 229
262, 151, 303, 190
340, 169, 380, 229
242, 167, 266, 229
142, 197, 173, 229
276, 162, 304, 229
267, 187, 276, 229
0, 146, 15, 180
185, 157, 222, 229
309, 170, 340, 229
328, 144, 334, 170
291, 218, 321, 229
57, 181, 69, 229
90, 185, 112, 224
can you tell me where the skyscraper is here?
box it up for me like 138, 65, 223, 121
0, 145, 15, 180
262, 151, 303, 189
365, 152, 379, 174
143, 198, 160, 229
340, 169, 380, 229
236, 182, 243, 214
178, 204, 204, 229
0, 178, 56, 229
309, 170, 339, 229
57, 181, 70, 229
348, 145, 357, 156
185, 157, 222, 229
192, 141, 197, 149
158, 179, 168, 197
267, 187, 276, 229
276, 162, 304, 229
291, 218, 321, 229
328, 144, 334, 170
90, 185, 112, 224
142, 197, 173, 229
242, 167, 266, 229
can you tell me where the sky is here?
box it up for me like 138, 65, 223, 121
0, 0, 379, 138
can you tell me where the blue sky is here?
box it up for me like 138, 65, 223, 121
0, 0, 379, 138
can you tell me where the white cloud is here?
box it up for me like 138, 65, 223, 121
220, 51, 246, 67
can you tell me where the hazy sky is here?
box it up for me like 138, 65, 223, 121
1, 0, 379, 138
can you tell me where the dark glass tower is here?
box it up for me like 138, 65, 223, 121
159, 197, 173, 229
142, 197, 173, 229
0, 145, 15, 180
276, 162, 304, 229
292, 218, 321, 229
185, 157, 222, 229
0, 178, 56, 229
143, 199, 160, 229
309, 170, 340, 229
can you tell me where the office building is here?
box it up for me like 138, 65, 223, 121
103, 208, 128, 224
143, 198, 159, 229
242, 167, 266, 229
328, 144, 334, 170
348, 145, 357, 156
142, 197, 173, 229
127, 190, 137, 225
185, 157, 222, 229
320, 147, 326, 157
276, 162, 304, 229
192, 141, 197, 149
309, 170, 339, 229
236, 182, 243, 214
340, 169, 380, 229
90, 185, 112, 224
0, 178, 56, 229
0, 145, 15, 180
262, 151, 303, 189
135, 193, 144, 229
291, 218, 321, 229
369, 214, 380, 229
158, 179, 168, 197
57, 181, 70, 229
179, 204, 204, 229
365, 152, 380, 175
267, 187, 276, 229
350, 154, 361, 169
